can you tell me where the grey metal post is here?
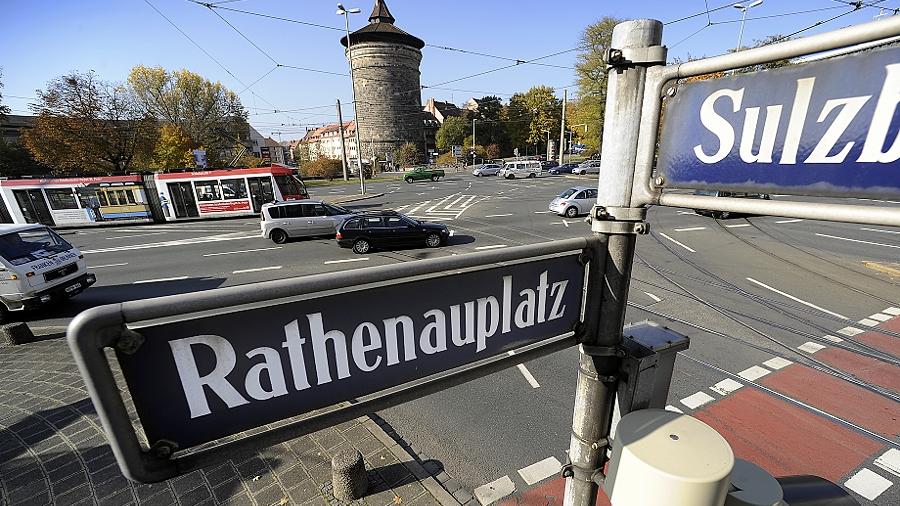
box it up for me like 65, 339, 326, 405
337, 99, 349, 181
563, 19, 663, 506
559, 88, 567, 167
342, 11, 366, 194
471, 118, 476, 166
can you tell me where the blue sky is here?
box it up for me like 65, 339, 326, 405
2, 0, 896, 140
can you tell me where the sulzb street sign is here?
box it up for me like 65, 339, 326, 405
114, 254, 585, 451
657, 45, 900, 198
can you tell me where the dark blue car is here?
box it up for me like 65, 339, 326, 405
550, 163, 579, 175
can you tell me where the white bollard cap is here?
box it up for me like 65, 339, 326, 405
606, 409, 734, 506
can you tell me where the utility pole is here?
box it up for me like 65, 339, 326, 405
471, 118, 476, 166
559, 89, 567, 166
338, 4, 366, 194
336, 99, 349, 181
563, 19, 662, 506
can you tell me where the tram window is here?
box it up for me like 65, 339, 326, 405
124, 189, 136, 204
98, 192, 109, 206
221, 179, 248, 200
274, 175, 300, 196
45, 189, 79, 210
195, 180, 222, 202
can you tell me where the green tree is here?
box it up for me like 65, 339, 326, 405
0, 139, 51, 177
150, 123, 195, 169
471, 96, 509, 150
303, 158, 342, 179
24, 71, 156, 175
571, 16, 621, 153
393, 142, 421, 168
507, 86, 561, 152
435, 116, 469, 151
735, 35, 794, 73
128, 66, 248, 168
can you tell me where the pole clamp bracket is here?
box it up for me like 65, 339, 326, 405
591, 219, 649, 235
606, 45, 668, 69
581, 344, 626, 358
115, 329, 145, 355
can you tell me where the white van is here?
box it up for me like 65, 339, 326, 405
499, 160, 541, 179
0, 224, 95, 322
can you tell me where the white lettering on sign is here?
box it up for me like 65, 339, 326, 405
169, 270, 571, 419
692, 63, 900, 165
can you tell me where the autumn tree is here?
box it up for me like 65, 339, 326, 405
470, 96, 509, 150
151, 123, 195, 169
128, 66, 248, 168
393, 142, 421, 168
303, 158, 342, 180
435, 116, 469, 151
570, 16, 621, 154
507, 86, 562, 153
24, 71, 156, 174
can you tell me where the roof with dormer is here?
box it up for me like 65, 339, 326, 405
340, 0, 424, 50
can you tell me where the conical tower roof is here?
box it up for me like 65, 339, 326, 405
340, 0, 424, 50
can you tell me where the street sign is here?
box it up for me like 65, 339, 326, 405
451, 145, 462, 157
69, 239, 593, 482
657, 45, 900, 198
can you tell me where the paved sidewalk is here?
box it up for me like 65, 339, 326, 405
0, 337, 458, 506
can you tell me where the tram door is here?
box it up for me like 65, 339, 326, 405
247, 176, 275, 213
0, 195, 13, 224
167, 182, 199, 218
12, 190, 54, 225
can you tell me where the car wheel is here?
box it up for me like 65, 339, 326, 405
475, 173, 481, 177
565, 206, 579, 218
528, 172, 537, 178
352, 239, 371, 254
506, 174, 514, 179
405, 177, 414, 183
425, 233, 442, 248
431, 175, 438, 182
270, 229, 288, 244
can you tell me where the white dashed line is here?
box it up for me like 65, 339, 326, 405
643, 292, 662, 302
763, 357, 793, 370
673, 226, 706, 232
745, 277, 848, 319
475, 245, 507, 250
484, 213, 513, 218
860, 227, 900, 235
858, 318, 880, 327
798, 342, 827, 354
710, 378, 744, 395
869, 313, 892, 322
823, 335, 845, 343
837, 326, 865, 336
516, 364, 540, 389
474, 475, 515, 505
133, 276, 188, 284
106, 232, 168, 240
680, 391, 715, 409
665, 405, 684, 413
676, 211, 696, 215
815, 233, 900, 249
875, 448, 900, 478
204, 246, 283, 257
844, 468, 893, 501
775, 219, 804, 224
725, 223, 751, 228
738, 365, 771, 381
233, 266, 282, 274
517, 457, 561, 486
884, 307, 900, 316
323, 257, 370, 264
658, 232, 696, 253
88, 262, 129, 269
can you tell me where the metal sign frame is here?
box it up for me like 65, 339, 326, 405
68, 236, 599, 483
628, 16, 900, 227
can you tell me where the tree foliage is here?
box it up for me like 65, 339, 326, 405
0, 139, 51, 177
571, 16, 621, 153
470, 96, 508, 149
23, 71, 156, 174
128, 66, 247, 167
150, 123, 195, 169
303, 158, 342, 180
435, 116, 469, 151
507, 86, 562, 148
393, 142, 420, 168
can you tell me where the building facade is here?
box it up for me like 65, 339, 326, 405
296, 122, 358, 163
341, 0, 426, 161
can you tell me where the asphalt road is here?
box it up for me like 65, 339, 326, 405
14, 172, 900, 505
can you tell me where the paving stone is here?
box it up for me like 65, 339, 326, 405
94, 475, 132, 501
275, 462, 311, 489
353, 436, 384, 457
171, 469, 207, 496
5, 478, 49, 504
287, 479, 321, 503
221, 492, 255, 506
139, 488, 177, 506
311, 428, 347, 452
98, 487, 136, 506
212, 479, 247, 503
391, 480, 427, 503
179, 484, 213, 504
252, 482, 290, 506
51, 469, 90, 496
54, 484, 92, 506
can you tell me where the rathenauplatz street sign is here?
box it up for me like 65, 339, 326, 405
657, 45, 900, 198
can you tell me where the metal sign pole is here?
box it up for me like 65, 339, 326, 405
563, 19, 663, 506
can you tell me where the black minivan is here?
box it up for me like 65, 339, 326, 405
336, 211, 450, 254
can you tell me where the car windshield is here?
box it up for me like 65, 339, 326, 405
0, 228, 74, 266
559, 188, 578, 199
327, 204, 352, 215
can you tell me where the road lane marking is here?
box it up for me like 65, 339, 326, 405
658, 232, 696, 253
870, 313, 892, 322
725, 223, 751, 228
823, 335, 844, 343
860, 227, 900, 235
233, 266, 282, 274
133, 276, 188, 284
875, 448, 900, 478
775, 219, 804, 224
738, 365, 771, 381
474, 475, 515, 506
680, 391, 715, 409
676, 211, 695, 215
204, 246, 283, 257
516, 364, 540, 389
534, 211, 554, 214
858, 318, 880, 327
745, 277, 848, 319
837, 326, 865, 336
475, 245, 506, 250
815, 233, 900, 249
562, 219, 569, 228
710, 378, 744, 396
844, 468, 893, 501
517, 457, 561, 485
673, 226, 706, 232
884, 307, 900, 316
323, 258, 370, 264
83, 234, 261, 254
665, 405, 683, 413
484, 213, 513, 218
643, 291, 662, 302
798, 342, 827, 354
106, 232, 168, 240
763, 357, 793, 370
87, 262, 129, 269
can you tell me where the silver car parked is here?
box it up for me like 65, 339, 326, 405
572, 160, 602, 175
472, 164, 502, 177
261, 200, 356, 243
549, 186, 597, 218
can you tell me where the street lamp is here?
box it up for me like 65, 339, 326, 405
733, 0, 763, 53
337, 3, 365, 194
542, 129, 551, 163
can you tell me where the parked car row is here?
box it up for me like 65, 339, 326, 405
260, 200, 450, 254
471, 159, 603, 178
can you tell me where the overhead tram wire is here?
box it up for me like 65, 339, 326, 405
774, 2, 875, 42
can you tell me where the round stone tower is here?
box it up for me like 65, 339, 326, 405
341, 0, 425, 161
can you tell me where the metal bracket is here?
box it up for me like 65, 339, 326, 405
115, 329, 145, 355
606, 45, 667, 68
591, 220, 649, 235
149, 439, 179, 460
581, 344, 626, 358
598, 206, 647, 221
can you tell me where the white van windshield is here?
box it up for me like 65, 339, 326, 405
0, 228, 74, 266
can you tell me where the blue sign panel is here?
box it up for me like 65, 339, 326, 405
657, 45, 900, 197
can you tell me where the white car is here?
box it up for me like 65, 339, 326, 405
261, 200, 356, 244
499, 160, 541, 179
549, 186, 598, 218
472, 164, 502, 177
572, 160, 602, 175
